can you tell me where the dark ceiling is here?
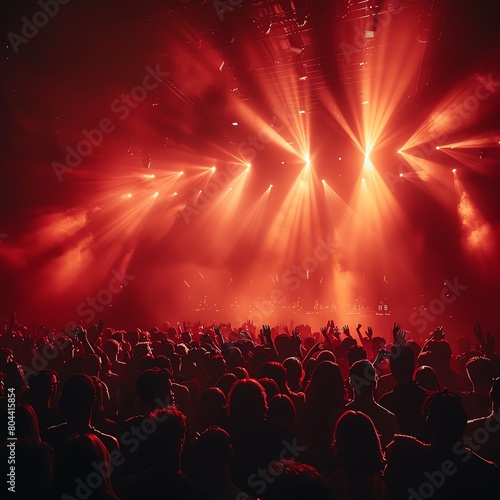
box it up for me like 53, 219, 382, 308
2, 0, 499, 156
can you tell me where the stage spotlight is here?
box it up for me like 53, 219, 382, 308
299, 109, 305, 114
127, 193, 132, 198
154, 192, 159, 197
269, 184, 273, 188
174, 192, 178, 196
436, 146, 440, 150
211, 166, 216, 172
399, 173, 403, 177
338, 157, 342, 160
397, 149, 402, 154
321, 179, 325, 183
232, 122, 239, 126
452, 168, 457, 173
361, 178, 365, 183
180, 171, 184, 175
246, 163, 251, 167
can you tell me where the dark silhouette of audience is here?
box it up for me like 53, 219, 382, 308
385, 389, 500, 499
1, 318, 499, 499
330, 410, 388, 499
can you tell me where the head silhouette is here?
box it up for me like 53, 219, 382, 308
347, 345, 366, 367
415, 365, 441, 391
228, 379, 267, 424
389, 346, 415, 382
59, 374, 96, 422
465, 356, 494, 392
28, 369, 58, 405
306, 361, 346, 408
333, 410, 384, 473
258, 361, 288, 394
283, 357, 303, 389
195, 426, 233, 473
423, 390, 467, 446
136, 368, 172, 409
16, 403, 41, 441
349, 360, 377, 397
198, 387, 227, 431
268, 394, 296, 431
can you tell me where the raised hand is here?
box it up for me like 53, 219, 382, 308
291, 326, 301, 346
342, 325, 351, 338
356, 323, 362, 333
474, 321, 484, 347
366, 326, 373, 339
262, 325, 271, 342
394, 329, 408, 347
97, 319, 105, 335
485, 332, 495, 359
240, 330, 253, 342
430, 326, 445, 341
392, 323, 401, 342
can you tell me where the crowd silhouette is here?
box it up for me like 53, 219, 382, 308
1, 317, 499, 499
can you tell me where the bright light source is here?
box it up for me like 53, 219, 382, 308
399, 173, 403, 177
397, 149, 402, 154
361, 178, 365, 183
246, 163, 251, 167
338, 157, 342, 161
361, 100, 370, 105
228, 187, 232, 192
321, 179, 325, 183
232, 122, 238, 126
269, 184, 273, 188
211, 166, 216, 172
154, 192, 159, 197
174, 192, 178, 196
436, 146, 440, 150
199, 190, 202, 193
299, 110, 305, 114
452, 168, 457, 173
180, 171, 184, 175
281, 161, 285, 165
127, 193, 132, 198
